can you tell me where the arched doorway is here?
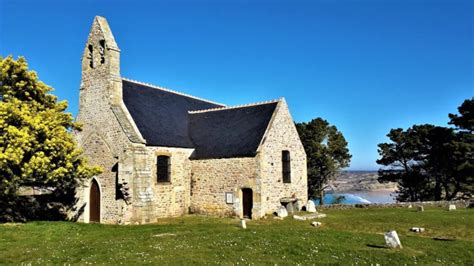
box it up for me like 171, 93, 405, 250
89, 179, 101, 223
242, 188, 253, 219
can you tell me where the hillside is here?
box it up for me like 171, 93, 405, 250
330, 171, 397, 192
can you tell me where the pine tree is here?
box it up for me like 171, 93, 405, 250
296, 118, 351, 204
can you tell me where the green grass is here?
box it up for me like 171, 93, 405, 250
1, 206, 473, 264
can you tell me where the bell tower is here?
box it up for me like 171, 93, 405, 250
77, 16, 145, 145
79, 16, 122, 107
81, 16, 120, 79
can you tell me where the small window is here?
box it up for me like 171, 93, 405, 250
157, 155, 170, 183
99, 40, 106, 64
88, 44, 94, 68
282, 150, 291, 183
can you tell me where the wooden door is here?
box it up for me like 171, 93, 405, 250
242, 188, 253, 219
89, 179, 100, 223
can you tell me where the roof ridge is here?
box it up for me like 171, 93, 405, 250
122, 77, 226, 106
188, 98, 282, 114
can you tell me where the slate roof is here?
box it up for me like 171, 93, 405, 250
188, 102, 278, 159
122, 79, 223, 148
122, 78, 279, 159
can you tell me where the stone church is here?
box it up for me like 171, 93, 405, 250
74, 16, 307, 224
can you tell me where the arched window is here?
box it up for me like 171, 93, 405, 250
157, 155, 170, 183
282, 150, 291, 183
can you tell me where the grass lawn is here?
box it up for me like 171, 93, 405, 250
1, 206, 473, 264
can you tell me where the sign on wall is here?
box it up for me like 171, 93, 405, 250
225, 192, 234, 204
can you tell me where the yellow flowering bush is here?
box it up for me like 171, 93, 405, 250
0, 56, 101, 221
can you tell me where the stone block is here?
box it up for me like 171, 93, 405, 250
286, 202, 295, 214
293, 215, 306, 221
240, 219, 247, 229
276, 206, 288, 218
311, 221, 322, 227
384, 230, 402, 248
306, 200, 317, 213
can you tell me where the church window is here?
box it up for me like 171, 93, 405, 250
88, 44, 94, 69
157, 155, 170, 183
99, 40, 106, 64
282, 150, 291, 183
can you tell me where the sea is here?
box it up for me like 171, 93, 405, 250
315, 190, 396, 205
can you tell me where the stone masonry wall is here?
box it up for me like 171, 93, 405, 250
257, 99, 308, 215
126, 146, 194, 224
74, 17, 141, 224
190, 158, 260, 218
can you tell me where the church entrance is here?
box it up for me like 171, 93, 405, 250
242, 188, 253, 219
89, 179, 101, 223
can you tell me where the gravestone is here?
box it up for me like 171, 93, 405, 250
384, 230, 402, 248
294, 200, 304, 211
448, 204, 456, 211
276, 206, 288, 218
306, 200, 317, 213
240, 219, 247, 229
293, 215, 306, 221
417, 206, 424, 212
311, 221, 322, 227
410, 227, 425, 233
286, 202, 295, 214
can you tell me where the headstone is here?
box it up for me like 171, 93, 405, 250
306, 200, 317, 213
417, 206, 424, 212
311, 221, 322, 227
294, 200, 304, 211
410, 227, 425, 233
448, 204, 456, 211
408, 204, 413, 208
240, 219, 247, 229
384, 230, 402, 248
303, 213, 319, 220
276, 206, 288, 218
286, 202, 295, 214
293, 215, 306, 221
316, 213, 327, 218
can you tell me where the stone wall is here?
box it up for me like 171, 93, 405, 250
126, 146, 194, 224
257, 99, 308, 215
190, 157, 259, 218
316, 200, 472, 210
74, 17, 142, 224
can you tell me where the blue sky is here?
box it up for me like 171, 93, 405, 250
1, 0, 472, 170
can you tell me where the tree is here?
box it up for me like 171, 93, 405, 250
296, 118, 351, 205
449, 98, 473, 133
377, 98, 473, 202
448, 98, 473, 199
0, 56, 100, 222
377, 126, 432, 202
